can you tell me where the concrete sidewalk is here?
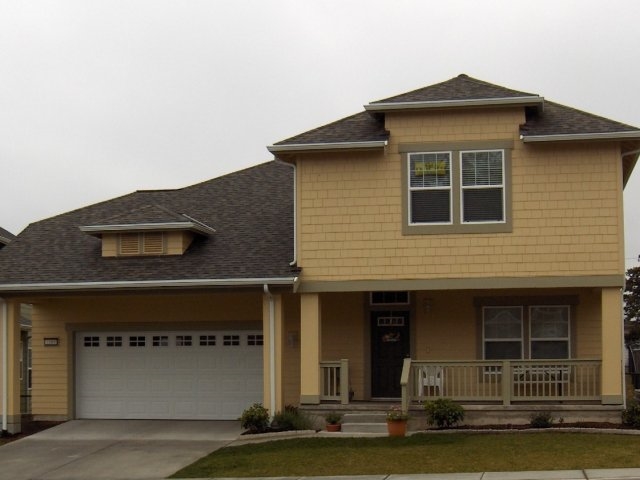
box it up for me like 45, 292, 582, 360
179, 471, 640, 480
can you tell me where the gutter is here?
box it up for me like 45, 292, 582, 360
0, 277, 298, 293
1, 297, 7, 434
263, 284, 276, 420
521, 131, 640, 143
267, 140, 387, 154
365, 96, 544, 112
79, 221, 216, 236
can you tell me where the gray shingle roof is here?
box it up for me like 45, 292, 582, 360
371, 74, 537, 103
521, 101, 640, 136
270, 74, 640, 149
94, 204, 193, 226
272, 111, 388, 147
0, 226, 15, 246
0, 161, 296, 290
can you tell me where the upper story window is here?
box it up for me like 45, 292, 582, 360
118, 232, 165, 256
409, 153, 452, 224
401, 140, 512, 235
461, 150, 504, 223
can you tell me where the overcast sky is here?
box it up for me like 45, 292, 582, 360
1, 0, 639, 268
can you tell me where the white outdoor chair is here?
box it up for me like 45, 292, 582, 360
418, 365, 443, 395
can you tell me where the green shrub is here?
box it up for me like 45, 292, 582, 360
324, 412, 342, 425
240, 403, 270, 433
622, 401, 640, 428
424, 398, 464, 428
529, 411, 554, 428
272, 408, 314, 431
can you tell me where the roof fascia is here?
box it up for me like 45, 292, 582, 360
521, 131, 640, 143
0, 277, 298, 293
267, 140, 387, 154
365, 96, 544, 112
79, 221, 216, 237
0, 237, 10, 246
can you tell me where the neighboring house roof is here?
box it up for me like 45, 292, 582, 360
268, 74, 640, 152
0, 161, 296, 292
0, 226, 16, 247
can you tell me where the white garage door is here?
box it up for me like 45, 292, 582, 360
76, 330, 263, 420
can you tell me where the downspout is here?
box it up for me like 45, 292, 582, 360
1, 297, 7, 434
275, 160, 297, 266
263, 285, 276, 419
621, 287, 627, 409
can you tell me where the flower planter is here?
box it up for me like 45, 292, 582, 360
326, 423, 341, 432
386, 419, 407, 437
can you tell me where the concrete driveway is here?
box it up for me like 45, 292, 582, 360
0, 419, 242, 480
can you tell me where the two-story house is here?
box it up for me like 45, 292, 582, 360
0, 75, 638, 433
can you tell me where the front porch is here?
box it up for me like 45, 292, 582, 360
321, 358, 602, 407
315, 358, 622, 426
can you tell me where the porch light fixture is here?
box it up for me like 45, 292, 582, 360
43, 337, 59, 346
422, 298, 433, 314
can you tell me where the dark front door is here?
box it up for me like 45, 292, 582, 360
371, 310, 410, 398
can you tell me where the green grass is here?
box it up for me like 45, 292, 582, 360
171, 432, 640, 478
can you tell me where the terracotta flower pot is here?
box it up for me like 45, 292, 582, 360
386, 419, 407, 437
326, 423, 341, 432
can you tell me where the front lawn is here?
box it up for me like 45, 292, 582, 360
171, 432, 640, 478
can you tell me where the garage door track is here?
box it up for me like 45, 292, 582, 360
0, 419, 241, 480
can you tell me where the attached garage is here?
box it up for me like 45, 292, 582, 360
75, 330, 263, 420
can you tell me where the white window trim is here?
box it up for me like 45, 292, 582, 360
460, 149, 506, 225
407, 151, 453, 226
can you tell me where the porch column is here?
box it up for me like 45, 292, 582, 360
601, 287, 623, 405
300, 293, 321, 404
1, 299, 21, 433
262, 292, 284, 415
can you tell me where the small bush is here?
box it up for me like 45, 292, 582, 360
324, 412, 342, 425
424, 398, 464, 428
622, 401, 640, 428
272, 408, 314, 431
240, 403, 270, 433
530, 411, 554, 428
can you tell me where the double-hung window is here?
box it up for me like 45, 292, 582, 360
402, 140, 512, 235
461, 150, 505, 223
408, 152, 452, 224
482, 304, 571, 360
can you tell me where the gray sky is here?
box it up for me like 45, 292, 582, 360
1, 0, 639, 268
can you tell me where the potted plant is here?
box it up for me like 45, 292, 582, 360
386, 405, 409, 437
324, 412, 342, 432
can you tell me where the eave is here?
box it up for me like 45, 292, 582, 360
521, 131, 640, 143
79, 221, 216, 238
267, 140, 388, 154
0, 276, 299, 294
365, 96, 544, 112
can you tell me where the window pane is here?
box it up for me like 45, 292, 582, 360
462, 151, 503, 187
411, 190, 451, 223
485, 341, 522, 360
484, 307, 522, 339
410, 153, 450, 188
531, 306, 569, 338
463, 188, 504, 222
531, 341, 569, 359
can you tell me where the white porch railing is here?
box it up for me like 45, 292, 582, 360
320, 359, 350, 404
401, 359, 601, 410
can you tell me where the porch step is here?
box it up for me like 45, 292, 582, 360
341, 413, 388, 434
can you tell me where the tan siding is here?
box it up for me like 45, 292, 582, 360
321, 292, 366, 400
296, 108, 625, 282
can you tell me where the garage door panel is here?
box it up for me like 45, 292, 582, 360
76, 330, 263, 420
